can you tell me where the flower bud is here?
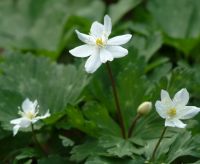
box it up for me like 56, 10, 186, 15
137, 101, 152, 115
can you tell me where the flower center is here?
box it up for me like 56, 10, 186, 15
167, 108, 177, 117
26, 112, 35, 119
96, 38, 104, 46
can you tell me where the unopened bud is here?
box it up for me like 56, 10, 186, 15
137, 101, 152, 115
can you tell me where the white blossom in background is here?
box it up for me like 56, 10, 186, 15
155, 88, 200, 128
69, 15, 132, 73
10, 98, 50, 136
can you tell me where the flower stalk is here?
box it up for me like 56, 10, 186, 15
106, 62, 126, 138
150, 126, 167, 161
31, 123, 47, 156
128, 113, 141, 138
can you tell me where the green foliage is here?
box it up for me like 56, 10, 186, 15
0, 52, 89, 130
147, 0, 200, 54
0, 0, 105, 58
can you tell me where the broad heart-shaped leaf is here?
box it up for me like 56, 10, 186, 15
0, 0, 105, 58
147, 0, 200, 54
0, 52, 89, 129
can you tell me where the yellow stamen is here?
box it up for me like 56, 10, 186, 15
167, 108, 176, 117
96, 38, 104, 46
26, 112, 35, 119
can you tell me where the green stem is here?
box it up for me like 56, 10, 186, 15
106, 63, 126, 139
150, 127, 167, 161
128, 113, 141, 138
31, 124, 47, 156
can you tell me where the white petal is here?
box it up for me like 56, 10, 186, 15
22, 98, 32, 113
107, 34, 132, 46
155, 101, 167, 118
69, 45, 94, 58
161, 90, 173, 105
85, 48, 102, 73
90, 21, 104, 38
173, 88, 189, 107
106, 46, 128, 58
165, 119, 186, 128
19, 118, 31, 128
100, 48, 113, 63
10, 118, 23, 124
13, 125, 20, 136
104, 15, 112, 36
179, 106, 200, 119
11, 117, 31, 131
173, 119, 186, 128
32, 110, 50, 123
21, 98, 37, 114
75, 30, 94, 44
165, 119, 175, 127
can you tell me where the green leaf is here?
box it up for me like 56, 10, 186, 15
70, 139, 105, 162
0, 0, 105, 58
0, 52, 89, 129
147, 0, 200, 54
59, 135, 74, 147
131, 32, 163, 61
15, 148, 39, 160
109, 0, 143, 25
85, 156, 145, 164
99, 135, 143, 157
66, 106, 98, 137
83, 102, 121, 136
166, 131, 200, 163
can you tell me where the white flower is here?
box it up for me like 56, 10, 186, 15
155, 88, 200, 128
10, 98, 50, 136
69, 15, 132, 73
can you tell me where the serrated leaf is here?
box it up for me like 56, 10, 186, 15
0, 52, 89, 130
99, 135, 143, 157
166, 131, 200, 163
70, 139, 105, 162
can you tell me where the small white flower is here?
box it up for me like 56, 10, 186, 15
155, 88, 200, 128
10, 98, 50, 136
69, 15, 132, 73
